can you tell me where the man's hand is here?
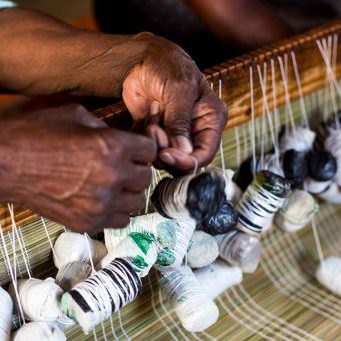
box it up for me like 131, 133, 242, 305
123, 34, 227, 172
0, 104, 156, 232
0, 8, 226, 172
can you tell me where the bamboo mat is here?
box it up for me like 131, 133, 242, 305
0, 89, 340, 340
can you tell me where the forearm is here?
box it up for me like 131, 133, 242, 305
0, 8, 150, 97
184, 0, 291, 48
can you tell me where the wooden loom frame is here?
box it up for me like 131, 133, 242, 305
1, 19, 341, 232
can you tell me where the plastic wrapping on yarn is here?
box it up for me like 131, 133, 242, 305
0, 286, 13, 341
318, 182, 341, 204
275, 190, 318, 232
304, 177, 331, 194
236, 170, 290, 235
324, 129, 341, 185
186, 231, 219, 268
53, 232, 107, 269
61, 258, 142, 334
197, 200, 238, 236
9, 278, 63, 322
101, 232, 158, 277
282, 150, 308, 188
151, 171, 226, 223
13, 322, 66, 341
160, 266, 219, 332
56, 261, 93, 291
194, 260, 243, 299
215, 230, 262, 273
307, 150, 337, 181
315, 256, 341, 296
279, 127, 315, 153
104, 213, 196, 271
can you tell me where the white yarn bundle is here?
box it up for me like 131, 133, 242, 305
304, 177, 331, 194
279, 127, 315, 153
9, 278, 63, 322
318, 182, 341, 204
275, 190, 319, 232
160, 266, 219, 332
13, 322, 66, 341
315, 256, 341, 296
215, 230, 262, 273
101, 232, 158, 277
0, 286, 13, 341
61, 258, 141, 334
324, 129, 341, 185
56, 261, 93, 291
53, 232, 107, 269
186, 231, 219, 268
194, 260, 243, 299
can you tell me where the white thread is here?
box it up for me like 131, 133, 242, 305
249, 66, 257, 175
290, 51, 309, 127
278, 55, 296, 131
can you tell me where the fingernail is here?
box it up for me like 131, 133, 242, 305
160, 152, 176, 165
173, 136, 193, 154
150, 101, 160, 115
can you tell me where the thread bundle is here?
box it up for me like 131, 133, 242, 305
61, 258, 141, 334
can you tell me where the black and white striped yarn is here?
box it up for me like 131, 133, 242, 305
61, 258, 141, 334
236, 170, 290, 235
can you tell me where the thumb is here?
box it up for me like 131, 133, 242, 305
164, 98, 195, 154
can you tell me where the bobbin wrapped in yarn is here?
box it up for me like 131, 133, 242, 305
307, 150, 337, 182
61, 258, 141, 334
53, 232, 107, 269
318, 182, 341, 204
279, 127, 316, 153
0, 286, 13, 341
151, 171, 226, 223
101, 232, 158, 276
315, 256, 341, 296
282, 150, 308, 188
197, 200, 239, 236
275, 190, 319, 233
13, 322, 66, 341
324, 129, 341, 185
194, 259, 243, 299
215, 230, 262, 273
9, 278, 63, 322
236, 170, 291, 235
56, 261, 93, 291
160, 266, 219, 332
186, 231, 219, 268
104, 213, 197, 271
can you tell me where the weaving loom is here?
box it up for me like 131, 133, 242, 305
1, 20, 341, 340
